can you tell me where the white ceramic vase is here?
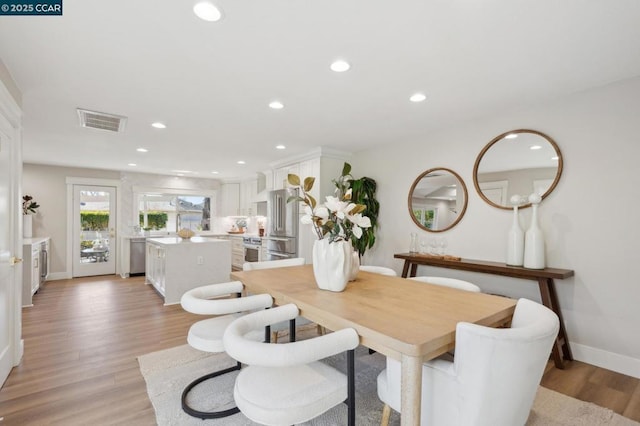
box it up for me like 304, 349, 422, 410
349, 251, 360, 281
506, 205, 524, 266
23, 214, 33, 238
524, 194, 545, 269
312, 239, 354, 292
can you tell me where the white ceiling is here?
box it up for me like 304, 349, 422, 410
2, 0, 640, 180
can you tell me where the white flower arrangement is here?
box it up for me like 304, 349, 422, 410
287, 174, 372, 243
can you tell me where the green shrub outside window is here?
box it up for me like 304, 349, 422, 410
80, 211, 110, 231
80, 211, 168, 231
139, 212, 168, 230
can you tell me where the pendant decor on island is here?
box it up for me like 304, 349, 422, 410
312, 239, 354, 292
524, 193, 546, 269
506, 195, 525, 266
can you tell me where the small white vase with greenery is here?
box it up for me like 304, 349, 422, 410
22, 195, 40, 238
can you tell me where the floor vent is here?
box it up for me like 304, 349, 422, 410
77, 108, 127, 133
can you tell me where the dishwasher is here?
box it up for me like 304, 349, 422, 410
130, 238, 146, 276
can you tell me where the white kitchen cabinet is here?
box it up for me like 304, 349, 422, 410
298, 158, 321, 200
145, 237, 231, 305
145, 242, 166, 296
229, 235, 244, 270
22, 237, 50, 307
260, 239, 268, 263
239, 179, 257, 216
274, 164, 300, 190
220, 183, 240, 216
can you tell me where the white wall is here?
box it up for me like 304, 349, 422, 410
354, 76, 640, 378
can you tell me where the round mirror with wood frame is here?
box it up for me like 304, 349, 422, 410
408, 168, 468, 232
473, 129, 563, 210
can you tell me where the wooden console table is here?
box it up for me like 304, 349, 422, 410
394, 252, 574, 369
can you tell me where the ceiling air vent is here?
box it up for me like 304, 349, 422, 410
77, 108, 127, 133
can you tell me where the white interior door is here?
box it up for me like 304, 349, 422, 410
0, 123, 22, 387
72, 185, 117, 277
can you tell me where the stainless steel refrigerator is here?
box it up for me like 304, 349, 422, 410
265, 188, 299, 260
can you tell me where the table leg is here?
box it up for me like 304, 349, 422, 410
410, 263, 418, 278
401, 260, 410, 278
538, 278, 572, 368
401, 354, 422, 426
546, 278, 573, 361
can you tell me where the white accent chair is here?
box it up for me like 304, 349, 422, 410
243, 258, 312, 342
359, 265, 397, 276
180, 281, 273, 419
377, 298, 559, 426
408, 276, 481, 293
223, 304, 360, 426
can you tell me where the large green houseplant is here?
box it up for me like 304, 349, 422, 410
332, 163, 379, 259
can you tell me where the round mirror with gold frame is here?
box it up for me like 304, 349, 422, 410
408, 168, 468, 232
473, 129, 563, 210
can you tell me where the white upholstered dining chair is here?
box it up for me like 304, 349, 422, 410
376, 298, 559, 426
223, 303, 360, 426
359, 265, 397, 276
243, 257, 313, 342
180, 281, 273, 419
408, 275, 481, 293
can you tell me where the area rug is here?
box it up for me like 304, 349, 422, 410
138, 344, 639, 426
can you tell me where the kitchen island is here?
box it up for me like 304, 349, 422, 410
145, 237, 231, 305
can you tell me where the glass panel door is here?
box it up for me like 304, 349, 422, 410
73, 185, 116, 277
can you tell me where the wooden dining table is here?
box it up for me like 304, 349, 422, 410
231, 264, 517, 426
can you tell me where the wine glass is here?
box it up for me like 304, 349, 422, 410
419, 238, 428, 254
428, 239, 438, 255
437, 237, 448, 255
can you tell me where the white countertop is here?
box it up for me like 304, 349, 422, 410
121, 233, 231, 239
146, 237, 230, 245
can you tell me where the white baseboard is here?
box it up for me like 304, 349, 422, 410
47, 272, 71, 281
572, 342, 640, 379
0, 344, 11, 388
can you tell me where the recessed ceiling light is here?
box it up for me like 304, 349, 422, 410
505, 134, 518, 139
136, 148, 148, 153
551, 156, 559, 161
276, 144, 286, 150
269, 101, 284, 110
237, 160, 246, 165
176, 174, 184, 177
128, 163, 137, 167
330, 60, 350, 72
193, 1, 222, 22
530, 145, 542, 150
211, 171, 219, 174
409, 93, 426, 103
151, 122, 166, 129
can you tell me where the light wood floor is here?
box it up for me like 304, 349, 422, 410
1, 275, 639, 425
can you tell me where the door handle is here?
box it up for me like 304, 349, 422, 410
11, 257, 23, 265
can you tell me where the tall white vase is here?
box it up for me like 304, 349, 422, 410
312, 239, 353, 292
506, 206, 524, 266
23, 214, 33, 238
524, 195, 545, 269
349, 251, 360, 281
